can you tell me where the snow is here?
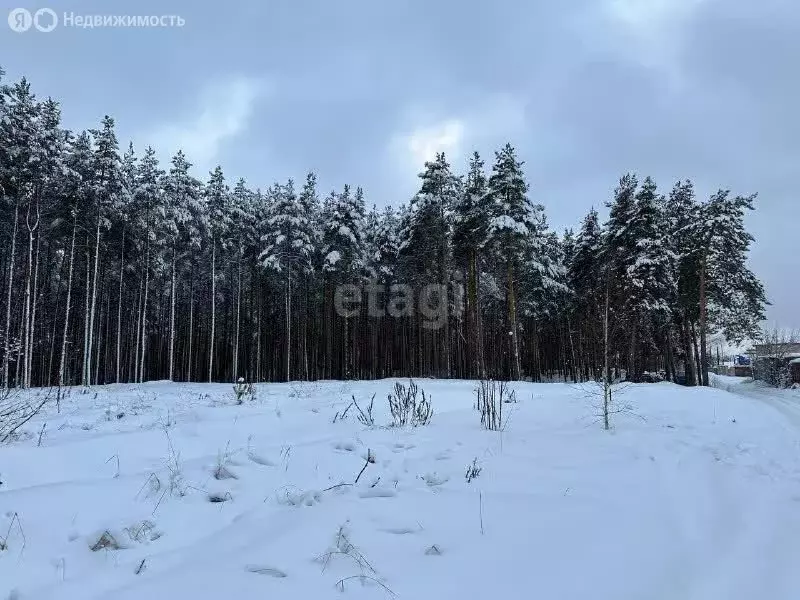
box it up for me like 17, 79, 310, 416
489, 214, 528, 235
3, 379, 800, 599
325, 250, 342, 266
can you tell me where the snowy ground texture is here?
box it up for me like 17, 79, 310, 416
3, 377, 800, 600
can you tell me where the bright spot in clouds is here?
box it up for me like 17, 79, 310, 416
606, 0, 708, 31
405, 119, 465, 165
148, 76, 266, 173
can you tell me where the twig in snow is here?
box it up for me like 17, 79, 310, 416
37, 423, 47, 447
0, 512, 25, 553
106, 454, 120, 478
351, 394, 376, 427
322, 449, 376, 493
479, 492, 484, 535
354, 449, 375, 484
335, 575, 396, 598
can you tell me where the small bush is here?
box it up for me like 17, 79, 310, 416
335, 394, 376, 426
475, 380, 512, 431
465, 458, 482, 483
1, 388, 49, 444
233, 378, 256, 404
388, 380, 432, 427
90, 530, 121, 552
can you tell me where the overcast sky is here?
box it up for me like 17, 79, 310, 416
2, 0, 797, 329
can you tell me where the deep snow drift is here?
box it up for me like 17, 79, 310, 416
2, 379, 800, 600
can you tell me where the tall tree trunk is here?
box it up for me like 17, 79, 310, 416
233, 244, 241, 379
58, 211, 77, 397
507, 260, 521, 380
256, 278, 262, 382
23, 195, 39, 388
168, 244, 176, 381
2, 199, 19, 389
681, 316, 696, 386
187, 269, 194, 382
116, 228, 125, 383
87, 209, 102, 386
603, 282, 611, 430
139, 240, 150, 383
467, 252, 479, 379
82, 242, 91, 386
285, 266, 291, 382
28, 224, 41, 387
698, 258, 710, 386
690, 321, 702, 385
209, 240, 216, 383
133, 276, 142, 382
441, 235, 451, 378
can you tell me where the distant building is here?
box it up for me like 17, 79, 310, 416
750, 342, 800, 356
791, 358, 800, 385
748, 342, 800, 385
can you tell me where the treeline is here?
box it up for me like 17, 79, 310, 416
0, 70, 767, 388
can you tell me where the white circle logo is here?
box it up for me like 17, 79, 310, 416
8, 7, 32, 32
33, 8, 57, 32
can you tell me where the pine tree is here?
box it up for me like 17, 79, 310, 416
204, 166, 230, 382
163, 151, 204, 381
398, 153, 459, 377
625, 177, 674, 380
259, 178, 315, 381
687, 190, 767, 384
485, 143, 537, 380
85, 116, 124, 385
664, 180, 699, 384
0, 79, 41, 388
323, 183, 365, 378
568, 208, 603, 379
57, 132, 93, 391
453, 152, 490, 378
602, 173, 639, 380
130, 147, 163, 383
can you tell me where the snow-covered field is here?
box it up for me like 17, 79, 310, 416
2, 378, 800, 600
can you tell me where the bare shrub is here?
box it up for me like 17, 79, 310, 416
317, 523, 396, 598
90, 530, 121, 552
335, 394, 376, 427
388, 380, 432, 427
233, 378, 256, 404
1, 388, 50, 443
123, 520, 160, 543
213, 445, 238, 480
474, 380, 512, 431
465, 458, 482, 483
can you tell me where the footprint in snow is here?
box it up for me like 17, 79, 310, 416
421, 473, 449, 487
380, 526, 416, 535
359, 487, 397, 499
392, 442, 415, 453
248, 452, 276, 467
334, 440, 357, 452
246, 565, 287, 578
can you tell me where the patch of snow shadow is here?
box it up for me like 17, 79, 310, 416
245, 564, 287, 578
